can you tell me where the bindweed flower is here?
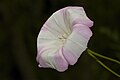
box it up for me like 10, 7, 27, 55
36, 6, 93, 72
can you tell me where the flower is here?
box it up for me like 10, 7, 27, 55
36, 6, 93, 72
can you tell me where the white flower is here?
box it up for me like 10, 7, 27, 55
36, 6, 93, 72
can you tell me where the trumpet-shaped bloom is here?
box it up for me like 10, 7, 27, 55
36, 6, 93, 72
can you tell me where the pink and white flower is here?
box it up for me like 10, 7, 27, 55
36, 6, 93, 72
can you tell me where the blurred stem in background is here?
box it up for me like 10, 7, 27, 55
11, 26, 37, 80
87, 48, 120, 77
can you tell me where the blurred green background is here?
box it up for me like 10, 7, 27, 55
0, 0, 120, 80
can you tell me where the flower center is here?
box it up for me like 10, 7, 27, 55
58, 34, 67, 43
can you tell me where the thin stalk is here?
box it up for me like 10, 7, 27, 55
87, 49, 120, 65
87, 49, 120, 77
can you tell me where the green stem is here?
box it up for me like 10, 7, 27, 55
87, 49, 120, 77
87, 49, 120, 65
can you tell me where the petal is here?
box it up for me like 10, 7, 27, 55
41, 9, 71, 38
65, 7, 93, 27
37, 35, 68, 71
73, 24, 93, 39
37, 46, 68, 72
62, 24, 92, 65
53, 48, 68, 72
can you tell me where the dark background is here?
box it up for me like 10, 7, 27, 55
0, 0, 120, 80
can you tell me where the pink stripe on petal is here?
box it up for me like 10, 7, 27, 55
62, 47, 78, 65
41, 25, 48, 31
64, 6, 84, 11
53, 48, 68, 72
72, 18, 93, 27
73, 24, 92, 39
36, 47, 49, 67
36, 47, 43, 62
